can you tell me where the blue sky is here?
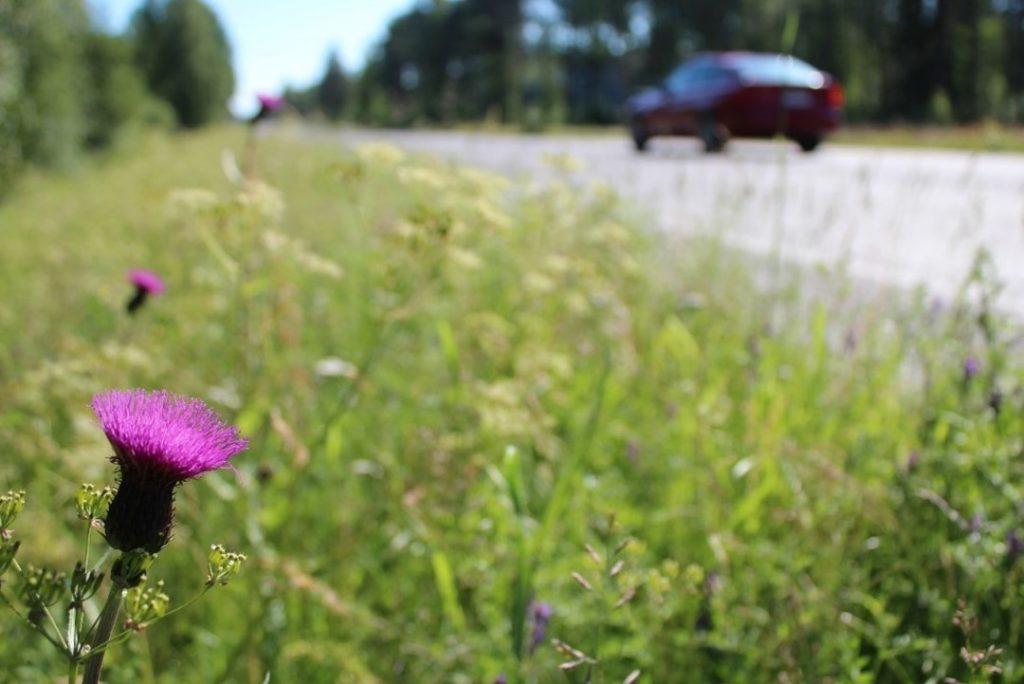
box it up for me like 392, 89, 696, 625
91, 0, 416, 115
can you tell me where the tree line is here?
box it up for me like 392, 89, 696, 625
299, 0, 1024, 129
0, 0, 233, 191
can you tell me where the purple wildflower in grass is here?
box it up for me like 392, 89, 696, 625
258, 94, 285, 111
250, 93, 285, 124
529, 600, 553, 653
494, 675, 508, 684
843, 326, 859, 353
905, 450, 921, 473
91, 390, 248, 553
1007, 531, 1023, 563
963, 355, 982, 381
126, 269, 165, 315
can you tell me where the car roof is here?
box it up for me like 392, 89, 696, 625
691, 51, 826, 86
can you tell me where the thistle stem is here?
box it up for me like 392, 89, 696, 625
68, 659, 79, 683
82, 584, 124, 684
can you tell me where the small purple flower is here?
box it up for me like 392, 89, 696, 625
963, 356, 982, 381
493, 675, 508, 684
529, 600, 553, 653
1007, 530, 1023, 563
251, 93, 285, 124
92, 390, 248, 552
126, 269, 165, 315
257, 94, 284, 111
905, 450, 921, 473
843, 326, 859, 353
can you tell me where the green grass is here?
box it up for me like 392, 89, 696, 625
0, 126, 1022, 683
833, 122, 1024, 154
443, 119, 1024, 154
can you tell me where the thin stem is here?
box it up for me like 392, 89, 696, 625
84, 587, 211, 662
68, 658, 80, 684
83, 524, 93, 570
0, 588, 65, 651
82, 584, 124, 684
151, 587, 209, 622
75, 523, 94, 653
11, 559, 70, 652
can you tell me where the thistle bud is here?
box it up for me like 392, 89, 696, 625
206, 544, 246, 588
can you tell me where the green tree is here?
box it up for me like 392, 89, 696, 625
317, 51, 348, 121
82, 33, 165, 148
131, 0, 235, 128
0, 0, 90, 179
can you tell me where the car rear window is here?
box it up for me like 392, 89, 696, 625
733, 55, 824, 88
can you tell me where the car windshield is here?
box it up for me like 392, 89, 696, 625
733, 55, 824, 88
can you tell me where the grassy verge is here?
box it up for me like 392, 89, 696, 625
833, 122, 1024, 153
0, 126, 1021, 682
444, 119, 1024, 154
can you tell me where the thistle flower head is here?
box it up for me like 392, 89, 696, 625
92, 390, 248, 552
250, 93, 285, 125
126, 270, 165, 315
257, 94, 284, 111
128, 270, 166, 295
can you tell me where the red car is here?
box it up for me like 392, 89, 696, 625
627, 52, 844, 153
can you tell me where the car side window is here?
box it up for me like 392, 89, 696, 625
665, 65, 694, 97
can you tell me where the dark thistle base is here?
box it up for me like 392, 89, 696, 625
126, 286, 148, 315
104, 463, 176, 553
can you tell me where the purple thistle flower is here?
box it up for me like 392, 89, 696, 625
250, 93, 286, 125
529, 600, 553, 653
126, 269, 165, 315
963, 355, 982, 381
129, 269, 166, 295
91, 390, 248, 552
257, 94, 285, 111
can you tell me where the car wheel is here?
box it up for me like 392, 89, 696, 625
699, 113, 727, 153
797, 136, 821, 153
631, 122, 650, 152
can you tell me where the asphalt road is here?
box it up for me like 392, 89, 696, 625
336, 128, 1024, 316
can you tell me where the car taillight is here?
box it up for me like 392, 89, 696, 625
827, 82, 845, 108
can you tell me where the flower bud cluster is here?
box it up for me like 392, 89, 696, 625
206, 544, 246, 588
76, 484, 114, 522
0, 490, 26, 537
124, 580, 170, 631
20, 566, 66, 613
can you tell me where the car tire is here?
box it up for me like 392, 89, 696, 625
631, 122, 650, 152
699, 113, 727, 154
796, 136, 821, 153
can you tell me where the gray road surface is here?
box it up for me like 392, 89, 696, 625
335, 129, 1024, 315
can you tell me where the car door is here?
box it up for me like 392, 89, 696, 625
647, 62, 696, 135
